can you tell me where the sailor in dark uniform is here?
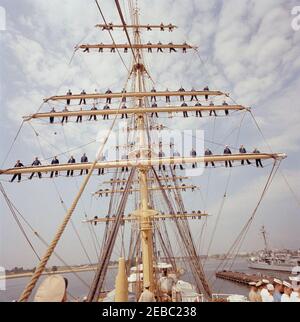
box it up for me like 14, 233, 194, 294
223, 101, 229, 116
158, 150, 166, 171
204, 86, 209, 101
103, 104, 110, 120
105, 89, 112, 104
190, 88, 198, 101
195, 102, 202, 117
178, 86, 185, 102
76, 108, 83, 123
253, 148, 263, 168
50, 107, 56, 124
147, 41, 152, 53
151, 103, 158, 118
169, 42, 177, 53
121, 88, 127, 102
61, 106, 69, 124
165, 89, 171, 103
190, 148, 197, 168
157, 41, 163, 52
121, 154, 129, 172
67, 156, 76, 177
181, 102, 188, 118
205, 148, 215, 167
224, 146, 233, 168
209, 101, 217, 117
50, 156, 60, 178
10, 160, 24, 183
150, 87, 157, 102
121, 104, 128, 119
79, 90, 87, 105
80, 153, 88, 175
89, 105, 98, 121
66, 90, 72, 105
29, 157, 42, 179
239, 145, 251, 165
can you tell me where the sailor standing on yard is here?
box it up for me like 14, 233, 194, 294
10, 160, 24, 183
29, 157, 42, 180
50, 156, 59, 178
138, 282, 156, 302
224, 146, 233, 168
80, 153, 88, 176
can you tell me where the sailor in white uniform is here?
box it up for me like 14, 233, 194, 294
273, 278, 283, 302
262, 284, 274, 302
289, 276, 300, 302
260, 279, 270, 302
281, 281, 293, 302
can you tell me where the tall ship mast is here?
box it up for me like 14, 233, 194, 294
0, 1, 286, 302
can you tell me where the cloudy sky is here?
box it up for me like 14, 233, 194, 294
0, 0, 300, 272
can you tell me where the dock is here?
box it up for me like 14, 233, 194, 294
216, 270, 275, 285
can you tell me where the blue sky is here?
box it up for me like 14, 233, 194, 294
0, 0, 300, 270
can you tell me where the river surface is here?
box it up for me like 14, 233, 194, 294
0, 258, 291, 302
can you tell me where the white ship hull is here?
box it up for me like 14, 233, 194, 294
248, 261, 295, 273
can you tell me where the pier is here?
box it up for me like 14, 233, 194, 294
216, 270, 276, 285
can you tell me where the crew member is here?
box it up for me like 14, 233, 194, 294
165, 89, 171, 103
80, 153, 88, 176
239, 145, 251, 165
169, 42, 177, 53
195, 102, 202, 117
248, 282, 258, 302
89, 105, 98, 121
29, 157, 42, 179
281, 281, 293, 302
205, 148, 215, 167
190, 87, 198, 101
121, 154, 129, 172
76, 108, 83, 123
138, 283, 156, 302
67, 156, 76, 177
10, 160, 24, 183
50, 107, 55, 124
121, 104, 128, 119
223, 101, 229, 116
273, 279, 283, 302
173, 149, 184, 170
178, 86, 185, 102
79, 90, 87, 105
50, 156, 59, 178
158, 150, 166, 171
181, 102, 188, 118
66, 89, 72, 106
147, 41, 152, 53
224, 146, 232, 168
151, 87, 157, 102
151, 102, 158, 118
203, 86, 209, 101
61, 106, 69, 124
106, 89, 112, 104
209, 101, 217, 117
103, 104, 110, 120
190, 148, 197, 168
253, 148, 263, 168
157, 41, 163, 52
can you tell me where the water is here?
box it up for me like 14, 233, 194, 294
0, 258, 291, 302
